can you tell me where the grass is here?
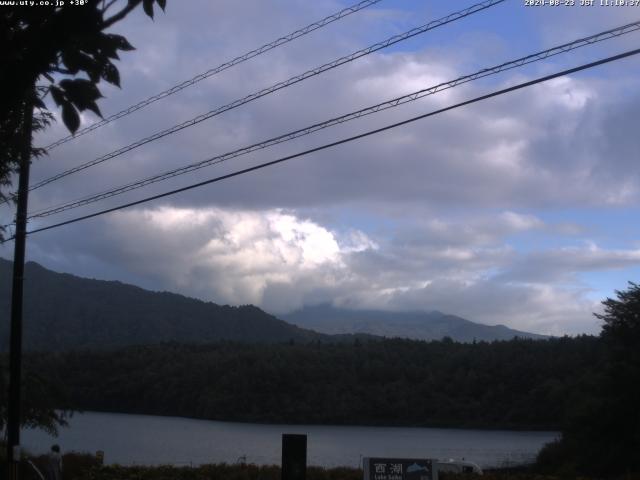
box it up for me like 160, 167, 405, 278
40, 460, 362, 480
2, 445, 639, 480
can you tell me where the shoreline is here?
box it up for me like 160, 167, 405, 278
50, 409, 563, 434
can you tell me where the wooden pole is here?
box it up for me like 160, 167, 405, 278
7, 95, 34, 480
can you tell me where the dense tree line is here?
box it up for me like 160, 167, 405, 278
21, 335, 602, 431
537, 283, 640, 476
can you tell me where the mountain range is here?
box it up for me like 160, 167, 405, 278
282, 303, 548, 342
0, 258, 328, 351
0, 258, 546, 351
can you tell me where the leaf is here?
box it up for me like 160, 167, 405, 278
61, 102, 80, 134
106, 34, 135, 52
33, 97, 46, 110
86, 64, 102, 83
59, 79, 103, 115
85, 101, 102, 118
61, 51, 81, 74
60, 79, 102, 102
66, 50, 101, 81
98, 33, 121, 60
102, 63, 121, 88
143, 0, 154, 18
50, 86, 65, 106
156, 0, 166, 11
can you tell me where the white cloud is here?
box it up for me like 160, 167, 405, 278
94, 206, 375, 311
499, 243, 640, 283
14, 206, 636, 335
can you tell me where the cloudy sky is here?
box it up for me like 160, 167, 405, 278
3, 0, 640, 335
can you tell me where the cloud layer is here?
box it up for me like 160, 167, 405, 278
15, 206, 640, 335
3, 0, 640, 335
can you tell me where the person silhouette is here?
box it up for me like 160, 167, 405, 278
46, 445, 62, 480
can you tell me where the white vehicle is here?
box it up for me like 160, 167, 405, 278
435, 459, 483, 475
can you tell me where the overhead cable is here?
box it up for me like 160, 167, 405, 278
29, 0, 505, 193
43, 0, 385, 151
5, 47, 637, 242
27, 20, 640, 220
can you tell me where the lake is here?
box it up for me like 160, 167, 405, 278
21, 412, 558, 468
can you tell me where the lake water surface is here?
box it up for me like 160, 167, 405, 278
21, 412, 558, 468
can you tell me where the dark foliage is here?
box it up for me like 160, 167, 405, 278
21, 335, 601, 430
1, 0, 166, 131
0, 446, 102, 480
0, 357, 71, 436
536, 282, 640, 476
28, 450, 102, 480
62, 463, 359, 480
0, 0, 166, 202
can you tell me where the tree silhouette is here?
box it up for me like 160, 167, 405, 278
0, 0, 167, 439
0, 361, 71, 437
538, 282, 640, 475
592, 282, 640, 474
0, 0, 167, 202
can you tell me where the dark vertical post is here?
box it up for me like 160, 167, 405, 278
7, 96, 34, 479
281, 434, 307, 480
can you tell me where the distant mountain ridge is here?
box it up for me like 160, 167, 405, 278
0, 258, 546, 351
0, 258, 331, 351
281, 304, 548, 342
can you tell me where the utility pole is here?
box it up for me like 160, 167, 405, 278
7, 95, 34, 480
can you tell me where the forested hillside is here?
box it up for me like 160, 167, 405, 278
0, 259, 326, 351
0, 259, 549, 351
24, 336, 601, 430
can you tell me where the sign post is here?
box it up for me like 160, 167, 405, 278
363, 458, 437, 480
282, 434, 307, 480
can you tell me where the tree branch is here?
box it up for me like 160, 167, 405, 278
102, 1, 139, 28
102, 0, 119, 14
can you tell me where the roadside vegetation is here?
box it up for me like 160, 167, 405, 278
4, 453, 640, 480
0, 451, 612, 480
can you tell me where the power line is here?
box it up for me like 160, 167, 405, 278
43, 0, 385, 151
28, 0, 504, 193
26, 20, 640, 220
6, 47, 637, 242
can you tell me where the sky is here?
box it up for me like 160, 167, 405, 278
3, 0, 640, 336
